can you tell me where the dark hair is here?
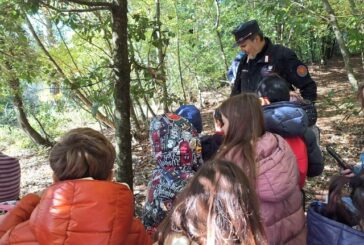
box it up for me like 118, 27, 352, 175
200, 134, 223, 162
325, 173, 364, 229
257, 75, 290, 103
216, 93, 265, 184
49, 127, 115, 181
155, 159, 266, 244
213, 108, 223, 126
357, 83, 364, 110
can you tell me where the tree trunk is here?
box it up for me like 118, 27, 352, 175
9, 77, 53, 147
130, 102, 141, 132
322, 0, 358, 89
320, 31, 335, 65
348, 0, 364, 73
309, 32, 317, 63
136, 73, 156, 117
135, 97, 147, 122
111, 0, 133, 189
362, 51, 364, 73
214, 0, 229, 76
174, 2, 187, 103
155, 0, 169, 113
129, 38, 157, 117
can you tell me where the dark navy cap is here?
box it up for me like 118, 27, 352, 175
232, 20, 261, 46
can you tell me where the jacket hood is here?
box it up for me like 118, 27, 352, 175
255, 132, 299, 202
263, 102, 308, 137
29, 180, 134, 245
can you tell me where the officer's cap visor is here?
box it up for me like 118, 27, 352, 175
232, 32, 253, 48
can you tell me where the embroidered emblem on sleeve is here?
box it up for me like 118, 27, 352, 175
296, 65, 308, 77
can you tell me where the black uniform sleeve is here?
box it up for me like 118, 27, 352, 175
280, 48, 317, 102
230, 60, 244, 97
230, 79, 241, 96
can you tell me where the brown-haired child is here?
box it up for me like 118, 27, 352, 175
155, 159, 267, 245
200, 108, 224, 162
0, 128, 152, 245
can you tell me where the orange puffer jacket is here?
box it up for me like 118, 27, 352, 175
0, 180, 152, 245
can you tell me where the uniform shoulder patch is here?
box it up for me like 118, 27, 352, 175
296, 65, 308, 77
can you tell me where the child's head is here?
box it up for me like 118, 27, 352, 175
216, 93, 265, 184
49, 127, 116, 182
326, 174, 364, 229
175, 105, 203, 133
218, 93, 265, 145
257, 75, 290, 103
156, 159, 266, 244
213, 108, 224, 132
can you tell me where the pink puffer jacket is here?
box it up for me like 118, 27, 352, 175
224, 132, 306, 245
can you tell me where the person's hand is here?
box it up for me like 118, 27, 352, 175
340, 168, 355, 178
289, 91, 302, 102
259, 97, 270, 106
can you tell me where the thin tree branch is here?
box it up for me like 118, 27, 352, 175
59, 0, 113, 8
0, 49, 14, 58
39, 0, 109, 12
25, 13, 114, 128
73, 29, 112, 58
291, 1, 329, 21
29, 111, 53, 143
25, 14, 67, 78
92, 11, 113, 52
51, 13, 84, 75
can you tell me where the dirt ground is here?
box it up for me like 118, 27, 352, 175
4, 56, 364, 217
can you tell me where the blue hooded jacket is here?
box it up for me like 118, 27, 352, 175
263, 101, 324, 177
307, 201, 364, 245
263, 101, 308, 137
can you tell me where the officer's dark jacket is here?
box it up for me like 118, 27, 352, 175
231, 38, 317, 102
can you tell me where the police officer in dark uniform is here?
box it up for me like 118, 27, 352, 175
231, 20, 317, 102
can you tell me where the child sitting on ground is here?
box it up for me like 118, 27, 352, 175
142, 112, 203, 235
0, 128, 152, 245
307, 173, 364, 244
0, 152, 20, 215
176, 104, 224, 162
257, 75, 324, 187
215, 93, 306, 244
200, 108, 224, 161
155, 159, 267, 245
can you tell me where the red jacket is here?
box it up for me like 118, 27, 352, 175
0, 180, 152, 245
285, 137, 308, 188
